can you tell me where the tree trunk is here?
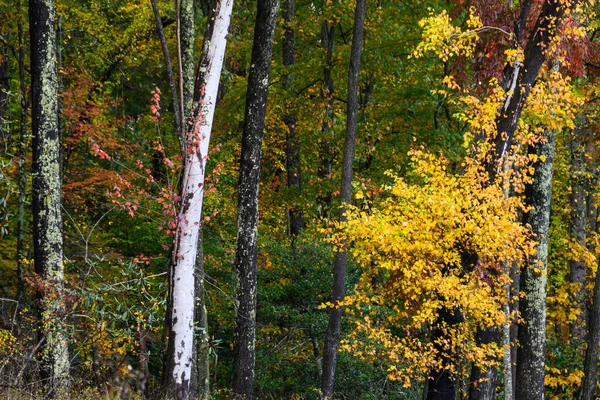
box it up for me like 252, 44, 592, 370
179, 0, 195, 118
0, 45, 8, 155
490, 0, 566, 177
320, 0, 365, 397
29, 0, 70, 394
316, 13, 335, 221
164, 0, 233, 398
151, 0, 183, 143
231, 1, 279, 398
16, 0, 28, 307
282, 0, 304, 239
579, 236, 600, 399
193, 222, 210, 399
469, 328, 499, 400
515, 130, 556, 400
569, 120, 588, 341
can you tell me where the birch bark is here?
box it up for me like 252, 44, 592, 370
164, 1, 233, 398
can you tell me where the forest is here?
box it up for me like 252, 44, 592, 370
0, 0, 600, 399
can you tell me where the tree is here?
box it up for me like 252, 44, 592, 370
163, 0, 234, 397
320, 0, 366, 398
29, 0, 70, 393
282, 0, 303, 240
231, 0, 279, 398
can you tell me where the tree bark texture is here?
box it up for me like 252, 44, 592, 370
231, 1, 279, 398
320, 0, 365, 397
17, 0, 28, 306
579, 244, 600, 399
29, 0, 70, 394
469, 328, 499, 400
164, 0, 233, 398
193, 222, 210, 399
316, 16, 335, 221
515, 131, 556, 400
569, 121, 588, 341
0, 45, 8, 155
490, 0, 566, 178
282, 0, 304, 239
179, 0, 195, 118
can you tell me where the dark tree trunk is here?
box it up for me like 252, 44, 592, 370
16, 0, 28, 307
579, 239, 600, 399
151, 0, 183, 143
469, 328, 499, 400
515, 131, 556, 400
569, 120, 588, 340
320, 0, 365, 397
490, 0, 566, 178
0, 45, 8, 155
316, 17, 335, 221
231, 1, 279, 398
29, 0, 70, 394
282, 0, 304, 239
425, 308, 464, 400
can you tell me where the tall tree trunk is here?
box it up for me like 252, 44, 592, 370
316, 13, 335, 221
282, 0, 303, 239
150, 0, 183, 144
569, 120, 588, 341
29, 0, 70, 394
320, 0, 365, 397
0, 45, 8, 155
515, 130, 556, 400
231, 1, 279, 398
16, 0, 29, 307
164, 0, 233, 398
579, 235, 600, 399
193, 223, 210, 399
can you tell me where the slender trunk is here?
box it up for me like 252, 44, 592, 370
0, 45, 8, 155
139, 329, 150, 398
320, 0, 365, 397
579, 233, 600, 399
509, 259, 520, 398
164, 0, 233, 398
17, 0, 28, 307
179, 0, 194, 118
515, 130, 556, 400
316, 14, 335, 221
29, 0, 70, 394
283, 0, 304, 239
150, 0, 183, 144
231, 1, 279, 398
569, 120, 588, 340
194, 223, 210, 399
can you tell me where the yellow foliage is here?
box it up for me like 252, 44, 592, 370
335, 148, 533, 386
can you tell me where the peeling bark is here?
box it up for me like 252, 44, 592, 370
516, 130, 556, 400
320, 0, 365, 397
231, 1, 279, 398
164, 0, 233, 398
29, 0, 70, 394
